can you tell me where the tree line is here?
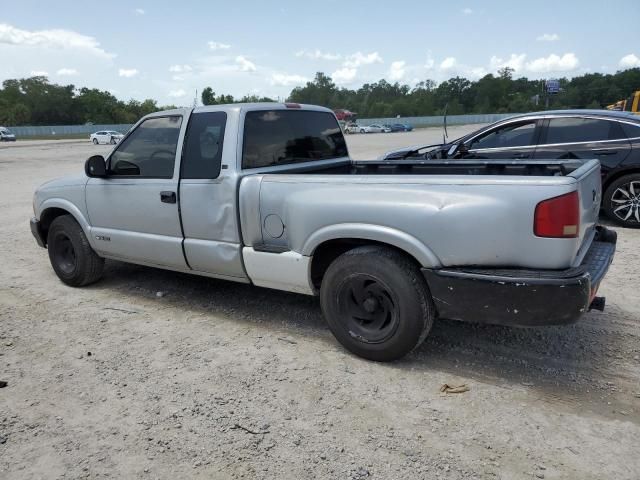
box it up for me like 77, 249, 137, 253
1, 67, 638, 126
288, 68, 640, 118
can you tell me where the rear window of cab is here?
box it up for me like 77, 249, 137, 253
242, 110, 348, 169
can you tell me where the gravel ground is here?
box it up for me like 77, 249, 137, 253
1, 128, 639, 479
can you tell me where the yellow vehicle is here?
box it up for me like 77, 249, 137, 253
607, 91, 640, 113
623, 91, 640, 114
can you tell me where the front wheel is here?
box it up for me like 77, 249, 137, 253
47, 215, 104, 287
109, 136, 116, 144
92, 138, 98, 145
320, 246, 435, 361
603, 174, 640, 228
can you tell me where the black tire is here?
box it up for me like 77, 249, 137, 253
360, 129, 366, 134
92, 138, 98, 145
109, 136, 116, 144
603, 173, 640, 228
320, 246, 435, 361
47, 215, 104, 287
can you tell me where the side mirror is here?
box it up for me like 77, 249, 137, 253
85, 155, 107, 177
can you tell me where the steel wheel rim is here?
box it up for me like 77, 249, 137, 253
611, 180, 640, 223
336, 274, 399, 344
53, 233, 77, 275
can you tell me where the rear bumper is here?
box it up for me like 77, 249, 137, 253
30, 217, 46, 248
422, 226, 617, 326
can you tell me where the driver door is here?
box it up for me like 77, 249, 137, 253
85, 115, 188, 269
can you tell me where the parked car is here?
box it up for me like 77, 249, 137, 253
383, 110, 640, 228
384, 123, 413, 132
344, 123, 360, 134
0, 126, 16, 141
30, 103, 615, 361
361, 124, 391, 133
90, 130, 124, 145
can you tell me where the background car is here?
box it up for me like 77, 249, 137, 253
90, 130, 124, 145
361, 124, 391, 133
344, 123, 361, 134
383, 110, 640, 228
0, 126, 16, 141
384, 123, 413, 132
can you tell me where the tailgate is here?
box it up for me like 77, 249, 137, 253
569, 159, 602, 265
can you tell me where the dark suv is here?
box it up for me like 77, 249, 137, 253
384, 110, 640, 228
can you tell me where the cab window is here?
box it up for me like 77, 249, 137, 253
181, 112, 227, 179
242, 110, 348, 169
109, 116, 182, 178
469, 121, 537, 150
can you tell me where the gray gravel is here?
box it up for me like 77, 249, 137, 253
1, 130, 639, 479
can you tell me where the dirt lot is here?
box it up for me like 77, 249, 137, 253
1, 128, 639, 479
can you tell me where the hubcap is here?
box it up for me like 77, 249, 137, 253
53, 234, 77, 275
337, 275, 399, 344
611, 181, 640, 223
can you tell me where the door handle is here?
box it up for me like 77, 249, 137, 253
160, 191, 176, 204
593, 149, 617, 156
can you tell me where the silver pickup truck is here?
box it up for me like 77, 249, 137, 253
30, 103, 617, 361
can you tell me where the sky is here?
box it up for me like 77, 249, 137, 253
1, 0, 639, 105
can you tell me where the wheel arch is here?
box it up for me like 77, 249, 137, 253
39, 199, 91, 246
602, 167, 640, 193
304, 224, 441, 290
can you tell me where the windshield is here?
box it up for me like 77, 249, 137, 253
242, 109, 348, 169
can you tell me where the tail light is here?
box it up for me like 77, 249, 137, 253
534, 191, 580, 238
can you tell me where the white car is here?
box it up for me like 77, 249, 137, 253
361, 124, 391, 133
90, 130, 124, 145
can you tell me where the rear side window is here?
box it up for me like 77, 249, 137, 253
242, 110, 348, 169
181, 112, 227, 179
109, 116, 182, 178
543, 118, 625, 144
620, 121, 640, 139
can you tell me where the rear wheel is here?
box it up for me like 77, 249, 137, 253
603, 173, 640, 228
47, 215, 104, 287
320, 246, 435, 361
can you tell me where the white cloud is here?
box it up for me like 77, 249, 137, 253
619, 53, 640, 68
30, 70, 48, 76
168, 89, 186, 98
425, 53, 435, 70
0, 22, 115, 58
118, 68, 139, 77
388, 61, 406, 81
440, 57, 457, 70
536, 33, 559, 42
343, 51, 383, 68
235, 56, 256, 72
270, 73, 309, 86
168, 64, 192, 73
526, 53, 579, 73
468, 66, 488, 78
462, 8, 473, 14
295, 49, 341, 61
134, 8, 145, 15
56, 67, 77, 76
208, 41, 230, 50
490, 53, 526, 72
331, 67, 357, 84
